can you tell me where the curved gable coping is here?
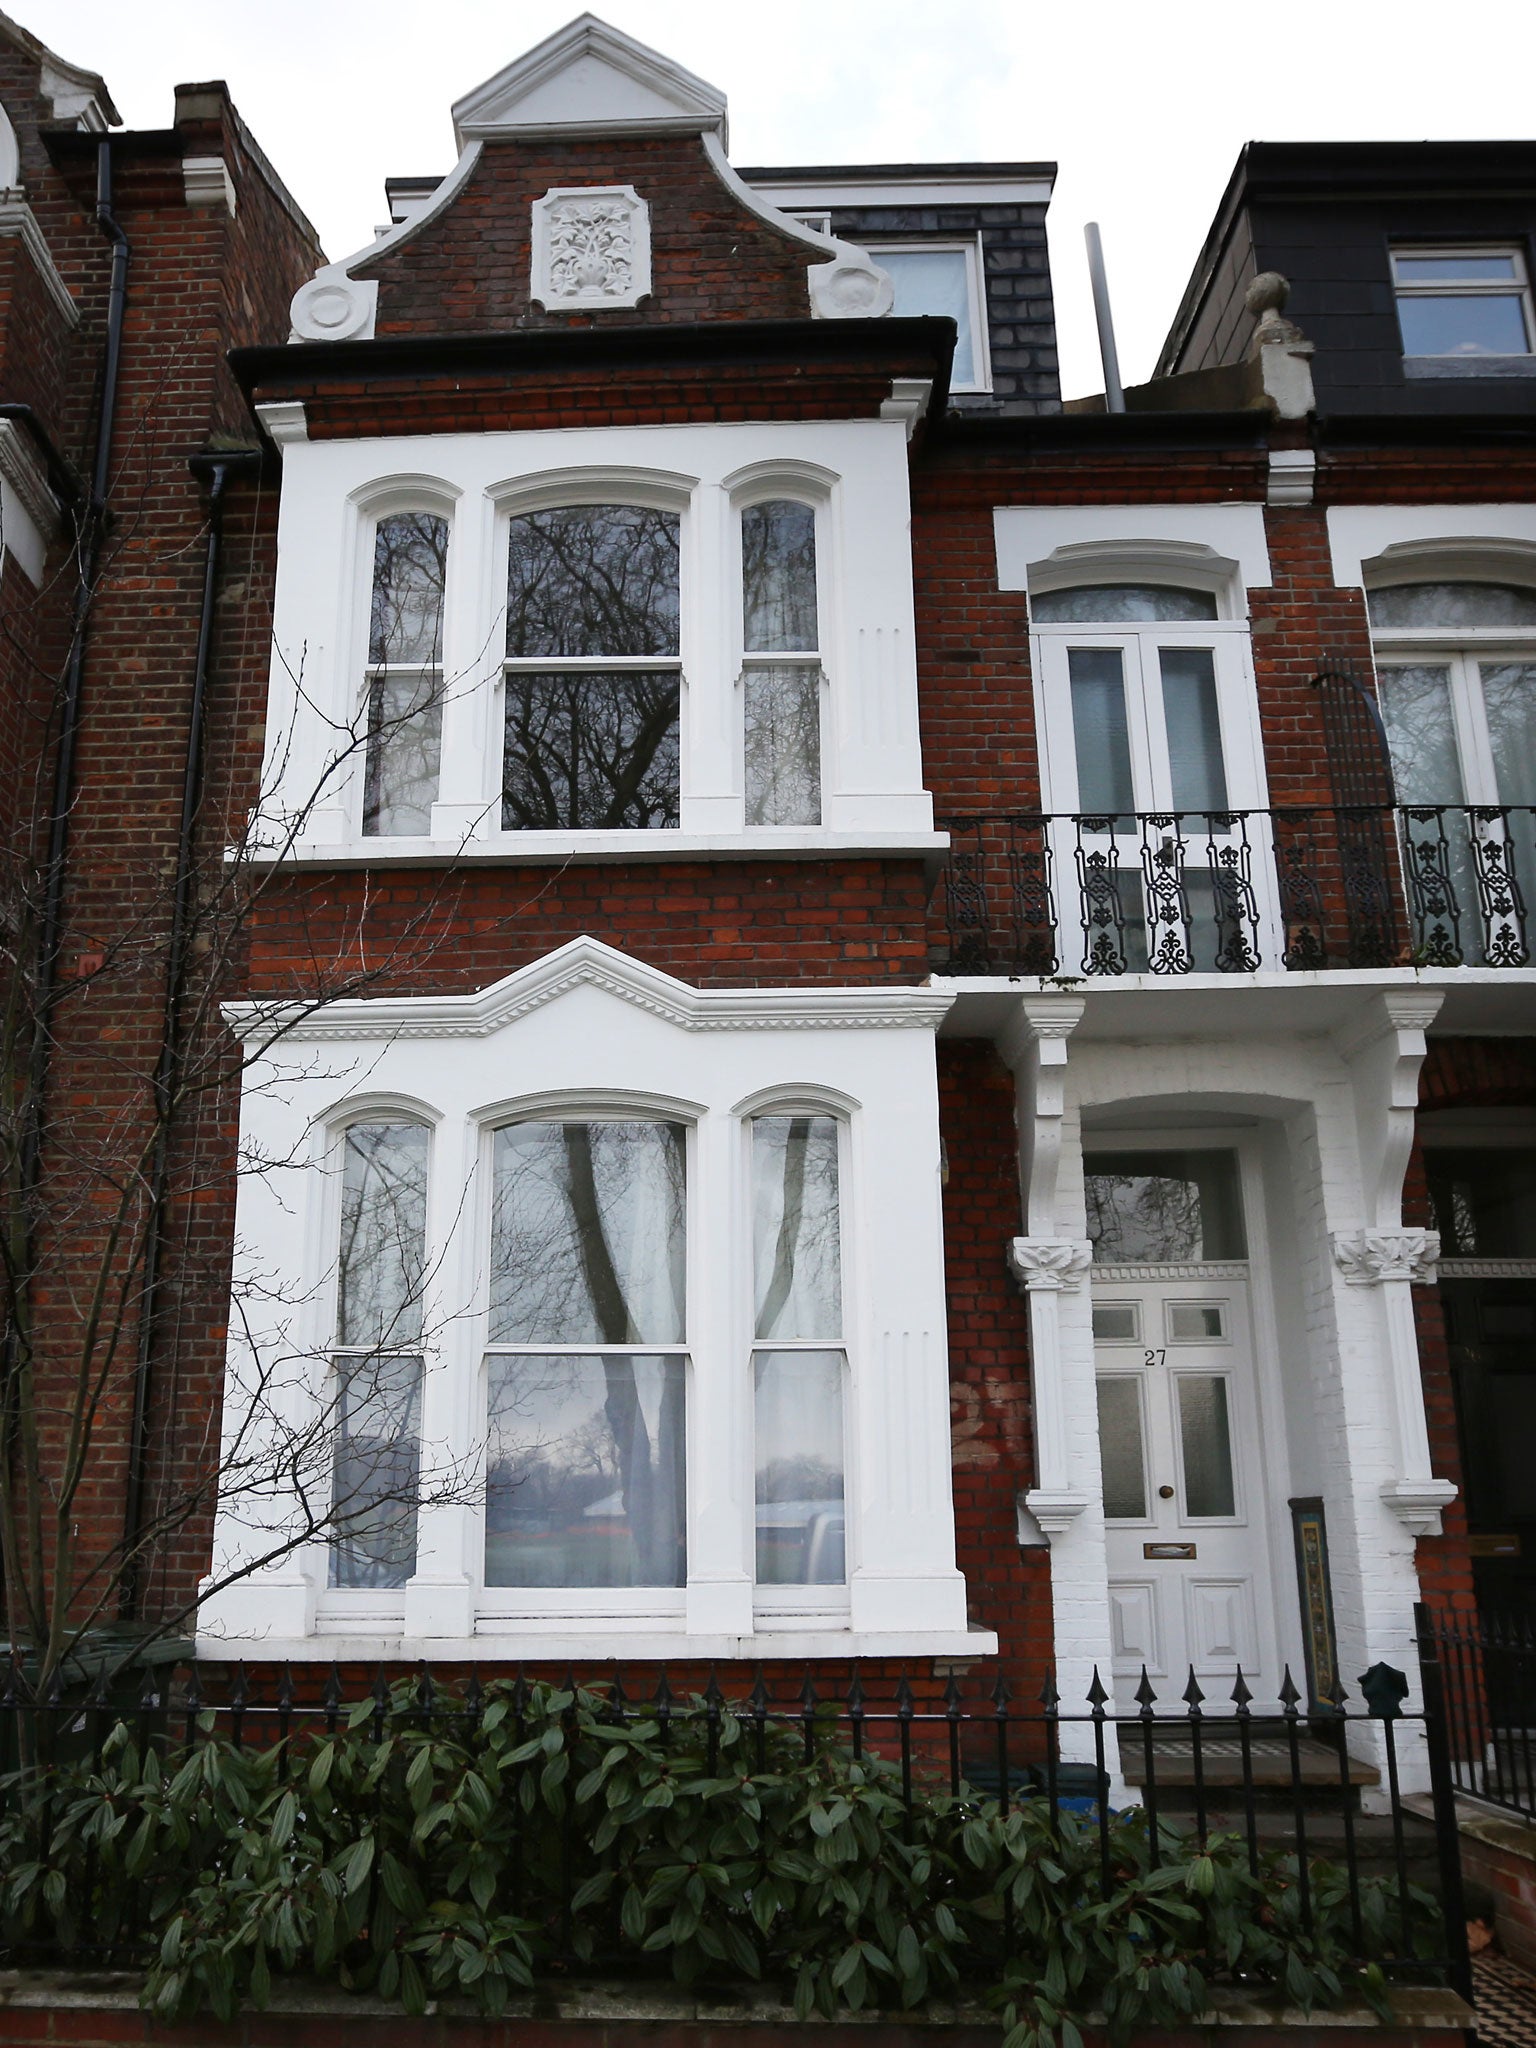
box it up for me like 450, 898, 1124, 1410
0, 200, 79, 328
224, 936, 953, 1046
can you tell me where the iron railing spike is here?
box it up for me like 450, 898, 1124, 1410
323, 1660, 343, 1710
1182, 1668, 1204, 1710
1086, 1667, 1110, 1710
1134, 1666, 1158, 1713
1279, 1666, 1302, 1711
1231, 1667, 1253, 1712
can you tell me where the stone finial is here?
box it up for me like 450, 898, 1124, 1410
1245, 270, 1304, 344
1244, 269, 1314, 421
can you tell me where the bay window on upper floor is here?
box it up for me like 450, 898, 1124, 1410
258, 421, 934, 860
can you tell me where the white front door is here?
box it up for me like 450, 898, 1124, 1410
1094, 1270, 1280, 1709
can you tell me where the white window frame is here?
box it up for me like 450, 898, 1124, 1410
865, 236, 991, 394
731, 477, 833, 829
200, 940, 977, 1662
744, 1097, 855, 1627
1026, 559, 1276, 974
1390, 244, 1536, 358
1367, 590, 1536, 804
497, 486, 689, 837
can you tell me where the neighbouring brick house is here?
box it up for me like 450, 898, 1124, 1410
3, 11, 1534, 1801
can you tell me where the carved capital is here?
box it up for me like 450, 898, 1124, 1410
1332, 1228, 1440, 1287
1008, 1237, 1093, 1293
1380, 1476, 1458, 1538
531, 185, 650, 311
1023, 1486, 1092, 1536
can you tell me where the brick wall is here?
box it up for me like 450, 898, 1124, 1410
357, 134, 819, 335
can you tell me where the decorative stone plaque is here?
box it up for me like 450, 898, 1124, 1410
531, 185, 651, 311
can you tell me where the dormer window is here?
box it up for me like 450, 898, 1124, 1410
867, 241, 989, 392
1392, 246, 1534, 359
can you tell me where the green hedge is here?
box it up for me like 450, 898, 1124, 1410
0, 1677, 1436, 2048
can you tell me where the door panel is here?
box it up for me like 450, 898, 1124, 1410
1096, 1271, 1278, 1706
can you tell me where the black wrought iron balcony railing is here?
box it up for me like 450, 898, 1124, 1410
934, 804, 1536, 978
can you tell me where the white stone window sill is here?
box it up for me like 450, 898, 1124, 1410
192, 1624, 998, 1663
250, 828, 950, 869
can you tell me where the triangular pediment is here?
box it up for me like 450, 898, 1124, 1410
451, 14, 727, 150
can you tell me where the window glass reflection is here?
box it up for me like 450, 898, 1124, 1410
1084, 1149, 1246, 1262
752, 1115, 841, 1339
754, 1350, 844, 1584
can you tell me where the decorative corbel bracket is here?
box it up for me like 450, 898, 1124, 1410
1331, 1229, 1441, 1287
1008, 1237, 1093, 1292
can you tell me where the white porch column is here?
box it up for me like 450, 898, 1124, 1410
1320, 991, 1453, 1798
999, 996, 1119, 1771
1334, 989, 1455, 1541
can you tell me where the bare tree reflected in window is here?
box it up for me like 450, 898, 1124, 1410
364, 514, 446, 836
742, 501, 822, 826
485, 1121, 687, 1586
1083, 1149, 1247, 1264
751, 1115, 846, 1586
502, 506, 681, 830
329, 1122, 429, 1587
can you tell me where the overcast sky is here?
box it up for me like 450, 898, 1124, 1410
26, 0, 1536, 398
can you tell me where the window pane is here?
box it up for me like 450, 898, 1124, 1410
1368, 582, 1536, 629
1397, 294, 1531, 357
754, 1350, 845, 1584
337, 1123, 429, 1348
1377, 664, 1463, 804
370, 514, 447, 666
742, 500, 818, 653
1084, 1148, 1247, 1262
1395, 254, 1520, 282
1482, 663, 1536, 807
1177, 1375, 1236, 1517
329, 1354, 422, 1589
1068, 647, 1135, 818
1034, 584, 1218, 624
505, 505, 680, 657
876, 249, 976, 386
744, 664, 821, 826
485, 1354, 685, 1587
1159, 647, 1228, 812
1426, 1150, 1536, 1258
1095, 1376, 1147, 1519
753, 1115, 841, 1340
1167, 1302, 1225, 1341
502, 672, 680, 829
1092, 1302, 1140, 1342
490, 1121, 686, 1346
364, 670, 442, 836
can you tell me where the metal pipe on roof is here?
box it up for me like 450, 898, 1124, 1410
1084, 222, 1125, 414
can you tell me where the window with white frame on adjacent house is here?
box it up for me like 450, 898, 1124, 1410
741, 497, 823, 826
1030, 579, 1263, 972
502, 504, 682, 830
1391, 246, 1535, 359
868, 241, 990, 392
364, 514, 448, 836
328, 1120, 429, 1588
1367, 579, 1536, 959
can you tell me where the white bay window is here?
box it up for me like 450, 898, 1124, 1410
259, 421, 935, 856
199, 939, 978, 1659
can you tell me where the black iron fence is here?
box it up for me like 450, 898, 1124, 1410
1427, 1605, 1536, 1825
0, 1610, 1473, 2003
935, 804, 1536, 977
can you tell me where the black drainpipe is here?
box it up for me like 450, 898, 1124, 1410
21, 142, 129, 1182
119, 446, 262, 1615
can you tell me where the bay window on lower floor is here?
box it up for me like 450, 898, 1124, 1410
199, 940, 978, 1658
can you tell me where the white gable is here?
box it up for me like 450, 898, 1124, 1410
451, 14, 728, 151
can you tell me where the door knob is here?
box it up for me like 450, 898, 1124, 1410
1158, 1484, 1175, 1500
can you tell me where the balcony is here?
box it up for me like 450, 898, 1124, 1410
933, 805, 1536, 978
